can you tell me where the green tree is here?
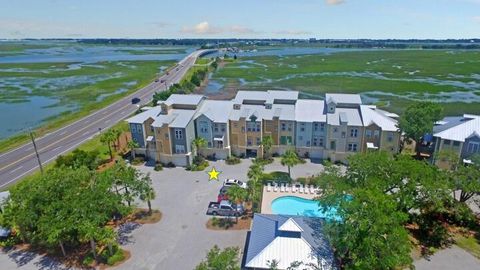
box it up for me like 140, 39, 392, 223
261, 136, 274, 158
191, 74, 201, 86
226, 186, 248, 222
55, 149, 100, 170
281, 149, 301, 178
111, 129, 122, 150
137, 173, 156, 214
247, 162, 264, 211
192, 137, 208, 157
195, 245, 240, 270
100, 130, 117, 160
127, 140, 139, 159
449, 159, 480, 203
397, 102, 443, 156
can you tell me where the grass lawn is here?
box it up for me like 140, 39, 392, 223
211, 49, 480, 115
455, 234, 480, 259
0, 60, 174, 153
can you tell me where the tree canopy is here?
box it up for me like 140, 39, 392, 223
195, 245, 240, 270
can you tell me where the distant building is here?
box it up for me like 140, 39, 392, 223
432, 114, 480, 166
244, 214, 337, 270
127, 90, 401, 166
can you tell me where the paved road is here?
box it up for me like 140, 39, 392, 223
0, 49, 215, 188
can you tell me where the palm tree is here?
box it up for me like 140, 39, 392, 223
100, 130, 116, 160
127, 140, 139, 159
226, 186, 248, 222
111, 129, 122, 150
192, 137, 208, 157
261, 136, 274, 158
247, 163, 264, 208
281, 149, 301, 179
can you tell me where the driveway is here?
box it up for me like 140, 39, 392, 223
414, 245, 480, 270
114, 159, 255, 270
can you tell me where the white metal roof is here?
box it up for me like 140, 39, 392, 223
163, 94, 204, 106
151, 109, 196, 128
278, 218, 304, 232
126, 106, 162, 124
245, 237, 318, 269
360, 105, 398, 131
325, 93, 362, 105
327, 108, 362, 126
295, 99, 326, 122
194, 100, 233, 123
233, 90, 298, 104
434, 115, 480, 142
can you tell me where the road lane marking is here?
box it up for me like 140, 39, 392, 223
0, 51, 207, 180
9, 166, 23, 174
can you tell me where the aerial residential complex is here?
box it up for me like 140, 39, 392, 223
127, 90, 402, 166
431, 114, 480, 166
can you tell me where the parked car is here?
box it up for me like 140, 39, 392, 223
154, 78, 159, 82
131, 97, 141, 104
207, 200, 245, 217
217, 186, 230, 202
223, 179, 247, 189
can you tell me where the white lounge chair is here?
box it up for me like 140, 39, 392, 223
273, 183, 279, 192
292, 184, 297, 193
267, 183, 272, 192
310, 185, 316, 194
280, 183, 286, 192
299, 184, 304, 193
286, 184, 291, 193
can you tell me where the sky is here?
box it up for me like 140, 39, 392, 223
0, 0, 479, 39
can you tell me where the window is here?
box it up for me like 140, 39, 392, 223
214, 124, 219, 132
313, 137, 318, 146
175, 145, 185, 154
348, 143, 358, 152
333, 127, 338, 133
131, 125, 136, 132
314, 123, 319, 131
444, 140, 451, 146
281, 123, 286, 131
350, 128, 358, 138
330, 141, 336, 151
341, 132, 346, 138
300, 127, 305, 132
150, 126, 154, 133
306, 141, 311, 147
199, 121, 208, 133
320, 123, 325, 132
319, 138, 324, 147
299, 136, 303, 141
467, 142, 479, 153
453, 141, 460, 147
247, 137, 252, 146
366, 130, 372, 138
256, 123, 261, 132
300, 123, 305, 132
221, 126, 226, 132
174, 129, 183, 139
280, 136, 293, 145
288, 123, 292, 132
256, 137, 261, 145
387, 132, 394, 142
373, 130, 380, 137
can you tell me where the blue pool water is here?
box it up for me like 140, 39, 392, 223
271, 196, 339, 220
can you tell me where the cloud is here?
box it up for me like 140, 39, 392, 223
181, 21, 260, 36
181, 21, 222, 35
325, 0, 345, 5
274, 30, 312, 36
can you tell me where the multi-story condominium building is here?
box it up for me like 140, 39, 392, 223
127, 90, 401, 166
432, 114, 480, 167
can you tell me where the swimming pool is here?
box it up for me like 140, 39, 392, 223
271, 196, 339, 219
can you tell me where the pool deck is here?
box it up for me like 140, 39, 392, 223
261, 185, 320, 214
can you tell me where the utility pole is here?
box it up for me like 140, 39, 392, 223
29, 129, 43, 174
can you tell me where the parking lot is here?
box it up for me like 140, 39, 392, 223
114, 159, 255, 270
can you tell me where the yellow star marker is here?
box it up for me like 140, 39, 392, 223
207, 167, 221, 181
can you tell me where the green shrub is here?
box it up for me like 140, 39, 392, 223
297, 177, 308, 185
106, 247, 125, 266
82, 254, 94, 266
447, 202, 478, 228
254, 157, 273, 166
226, 156, 241, 165
131, 157, 145, 165
154, 163, 163, 171
260, 171, 291, 184
189, 156, 209, 171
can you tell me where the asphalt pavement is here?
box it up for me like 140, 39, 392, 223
0, 49, 215, 188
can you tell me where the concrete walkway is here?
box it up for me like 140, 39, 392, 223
414, 245, 480, 270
